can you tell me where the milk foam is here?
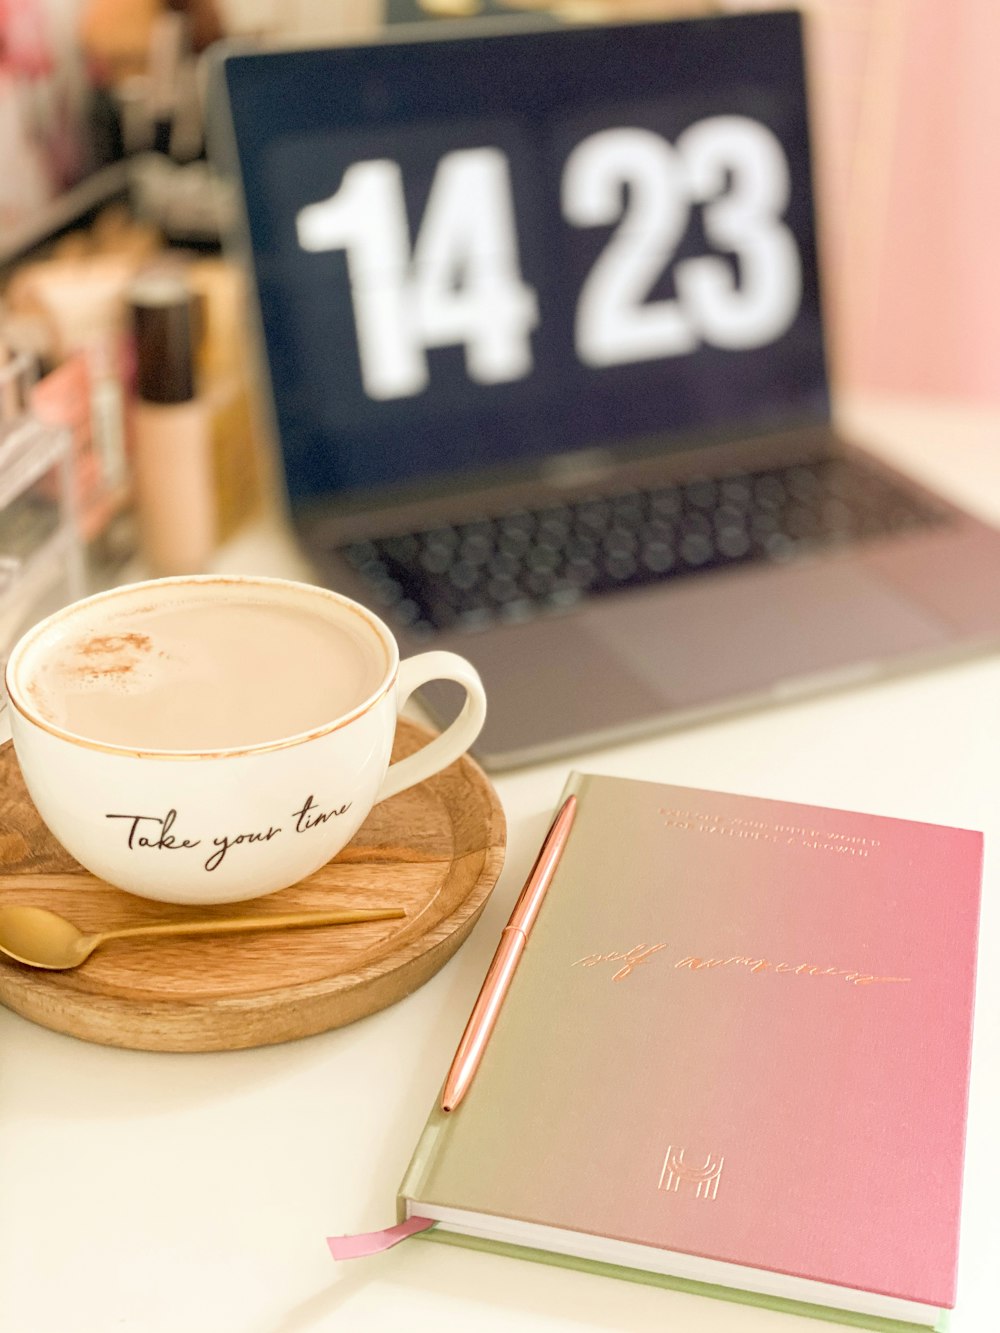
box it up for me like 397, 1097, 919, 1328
23, 590, 389, 750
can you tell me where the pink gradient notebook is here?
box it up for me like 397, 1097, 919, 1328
398, 774, 983, 1331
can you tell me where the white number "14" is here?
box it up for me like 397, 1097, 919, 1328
296, 117, 802, 401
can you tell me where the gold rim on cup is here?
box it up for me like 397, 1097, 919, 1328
3, 575, 401, 762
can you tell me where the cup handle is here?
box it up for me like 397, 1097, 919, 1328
375, 651, 487, 803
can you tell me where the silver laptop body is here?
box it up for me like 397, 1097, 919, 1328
212, 13, 1000, 768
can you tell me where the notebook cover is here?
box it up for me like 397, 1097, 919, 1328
400, 774, 982, 1316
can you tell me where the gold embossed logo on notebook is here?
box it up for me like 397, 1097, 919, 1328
658, 1147, 724, 1201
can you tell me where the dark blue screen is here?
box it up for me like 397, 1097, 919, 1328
216, 13, 830, 504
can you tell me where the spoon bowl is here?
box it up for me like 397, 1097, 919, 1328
0, 903, 406, 971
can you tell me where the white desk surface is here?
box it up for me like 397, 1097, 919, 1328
2, 397, 999, 1333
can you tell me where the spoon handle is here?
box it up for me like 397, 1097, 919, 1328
101, 907, 406, 944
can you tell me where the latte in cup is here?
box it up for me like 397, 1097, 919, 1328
4, 575, 487, 903
24, 591, 388, 751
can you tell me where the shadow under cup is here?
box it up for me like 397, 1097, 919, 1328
3, 575, 487, 905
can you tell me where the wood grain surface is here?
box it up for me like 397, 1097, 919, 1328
0, 720, 506, 1052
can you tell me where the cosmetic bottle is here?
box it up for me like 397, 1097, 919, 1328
129, 272, 216, 575
187, 257, 265, 543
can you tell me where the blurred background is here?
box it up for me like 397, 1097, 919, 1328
7, 0, 997, 398
1, 0, 997, 663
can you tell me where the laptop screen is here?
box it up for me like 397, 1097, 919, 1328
215, 12, 830, 505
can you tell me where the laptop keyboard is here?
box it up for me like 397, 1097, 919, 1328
338, 456, 947, 637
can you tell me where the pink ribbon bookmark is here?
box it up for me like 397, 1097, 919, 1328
327, 1215, 435, 1260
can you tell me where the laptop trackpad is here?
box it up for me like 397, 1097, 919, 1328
419, 617, 668, 762
586, 557, 952, 709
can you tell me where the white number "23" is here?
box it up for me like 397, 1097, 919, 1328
296, 117, 803, 401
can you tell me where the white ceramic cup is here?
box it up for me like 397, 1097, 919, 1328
3, 575, 487, 905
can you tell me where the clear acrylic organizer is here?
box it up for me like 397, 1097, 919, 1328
0, 351, 86, 730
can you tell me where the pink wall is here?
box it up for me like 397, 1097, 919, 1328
814, 0, 1000, 405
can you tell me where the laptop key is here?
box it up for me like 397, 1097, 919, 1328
716, 528, 750, 560
642, 540, 676, 572
605, 551, 638, 582
679, 532, 714, 567
447, 560, 480, 592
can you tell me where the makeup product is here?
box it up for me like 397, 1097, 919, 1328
187, 258, 265, 542
31, 352, 108, 542
129, 272, 216, 575
31, 348, 135, 583
441, 795, 577, 1112
5, 237, 159, 580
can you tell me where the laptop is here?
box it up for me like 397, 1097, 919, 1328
210, 11, 1000, 769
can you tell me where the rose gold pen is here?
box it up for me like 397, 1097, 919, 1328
441, 794, 577, 1112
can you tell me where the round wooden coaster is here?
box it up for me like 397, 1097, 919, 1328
0, 720, 505, 1052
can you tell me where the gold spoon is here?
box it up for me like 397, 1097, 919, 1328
0, 903, 406, 971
